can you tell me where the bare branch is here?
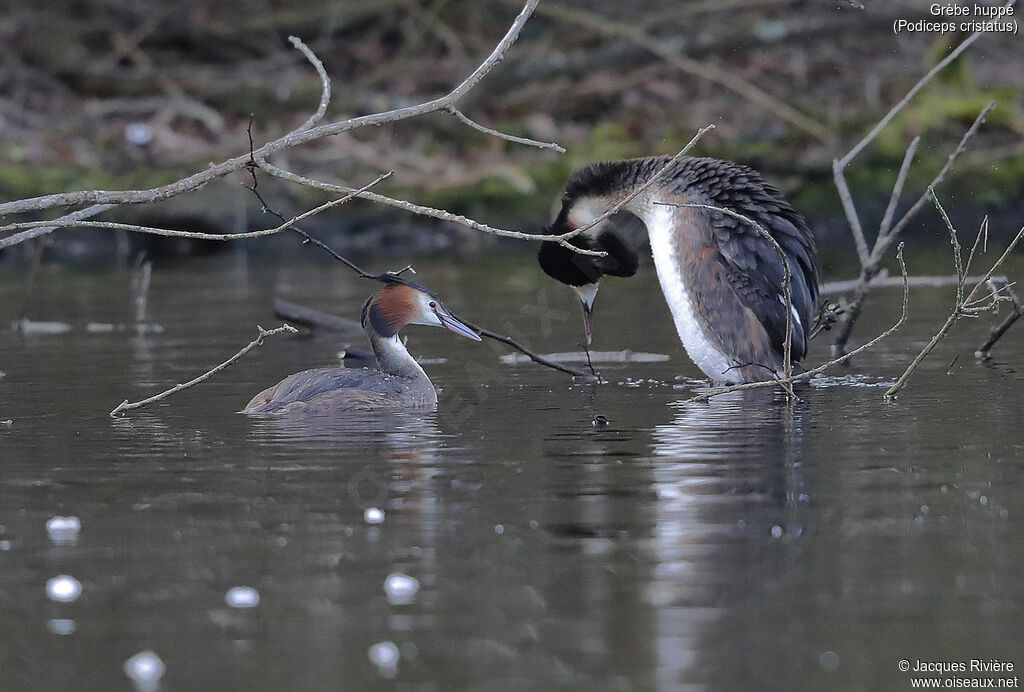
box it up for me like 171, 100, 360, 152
110, 324, 298, 417
831, 101, 996, 356
882, 102, 995, 254
832, 158, 870, 265
884, 192, 1024, 398
838, 31, 987, 168
286, 35, 332, 136
878, 135, 920, 238
0, 204, 113, 251
0, 0, 540, 220
976, 279, 1023, 360
0, 173, 392, 243
446, 106, 565, 152
255, 159, 604, 255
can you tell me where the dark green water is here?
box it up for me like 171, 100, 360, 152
0, 250, 1022, 691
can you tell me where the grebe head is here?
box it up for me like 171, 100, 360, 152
538, 197, 640, 346
361, 276, 481, 341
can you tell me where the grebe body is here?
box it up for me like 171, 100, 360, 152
539, 156, 820, 384
243, 277, 479, 414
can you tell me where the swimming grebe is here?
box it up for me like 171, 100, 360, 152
243, 277, 480, 414
538, 156, 820, 384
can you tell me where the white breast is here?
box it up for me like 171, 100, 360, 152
641, 205, 739, 383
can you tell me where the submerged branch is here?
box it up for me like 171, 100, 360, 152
884, 192, 1024, 398
975, 279, 1023, 360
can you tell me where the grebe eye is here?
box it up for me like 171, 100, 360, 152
429, 301, 436, 308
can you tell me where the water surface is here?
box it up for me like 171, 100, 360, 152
1, 251, 1022, 690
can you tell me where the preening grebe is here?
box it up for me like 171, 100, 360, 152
243, 277, 480, 414
538, 156, 820, 384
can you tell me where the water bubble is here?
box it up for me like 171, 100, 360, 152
124, 651, 165, 691
364, 507, 385, 525
368, 641, 400, 678
979, 495, 989, 506
47, 516, 81, 544
46, 575, 82, 602
770, 525, 784, 539
819, 650, 840, 670
494, 524, 504, 535
47, 618, 76, 635
0, 540, 11, 551
384, 572, 419, 605
225, 586, 260, 609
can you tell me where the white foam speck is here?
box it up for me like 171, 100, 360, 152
47, 516, 81, 544
364, 507, 385, 525
124, 651, 165, 691
494, 524, 504, 535
770, 525, 784, 539
384, 573, 419, 605
368, 641, 400, 678
46, 575, 82, 602
225, 586, 260, 609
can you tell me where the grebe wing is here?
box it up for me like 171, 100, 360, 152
707, 207, 819, 360
242, 367, 409, 413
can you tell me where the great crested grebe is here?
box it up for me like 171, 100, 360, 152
538, 156, 820, 384
243, 276, 480, 414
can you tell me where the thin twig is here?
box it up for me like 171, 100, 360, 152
884, 192, 1024, 398
286, 36, 331, 136
878, 135, 920, 238
832, 158, 869, 265
883, 102, 995, 251
976, 280, 1023, 360
831, 101, 996, 356
446, 106, 565, 152
0, 180, 389, 243
686, 242, 909, 403
244, 136, 588, 378
462, 321, 588, 377
254, 159, 601, 255
109, 324, 298, 417
837, 31, 989, 168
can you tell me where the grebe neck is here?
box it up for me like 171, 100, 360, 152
369, 332, 430, 382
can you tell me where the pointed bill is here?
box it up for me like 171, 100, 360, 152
572, 283, 599, 346
438, 313, 482, 341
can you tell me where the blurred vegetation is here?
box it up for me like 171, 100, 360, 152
1, 0, 1022, 257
